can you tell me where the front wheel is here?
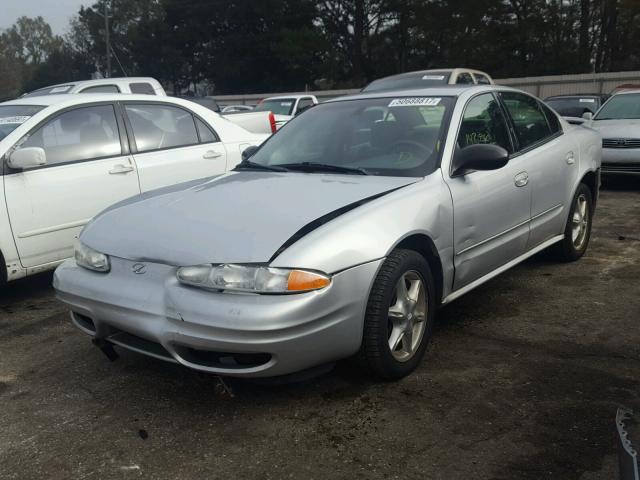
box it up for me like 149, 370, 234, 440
554, 183, 593, 261
358, 249, 436, 380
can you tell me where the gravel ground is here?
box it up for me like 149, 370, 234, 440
0, 177, 638, 480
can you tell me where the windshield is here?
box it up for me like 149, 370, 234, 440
248, 96, 454, 177
0, 105, 44, 141
546, 97, 599, 117
363, 72, 451, 93
595, 93, 640, 120
22, 85, 74, 97
254, 99, 295, 116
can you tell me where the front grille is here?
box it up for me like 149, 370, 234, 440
603, 138, 640, 149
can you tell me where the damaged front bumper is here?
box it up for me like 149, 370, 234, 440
53, 257, 382, 378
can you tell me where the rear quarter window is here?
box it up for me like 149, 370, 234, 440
129, 83, 156, 95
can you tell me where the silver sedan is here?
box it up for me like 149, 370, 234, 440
585, 89, 640, 175
54, 85, 602, 380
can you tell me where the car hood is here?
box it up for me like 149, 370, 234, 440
589, 119, 640, 138
80, 171, 418, 266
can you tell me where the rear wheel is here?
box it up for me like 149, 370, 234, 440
554, 183, 593, 261
359, 249, 435, 380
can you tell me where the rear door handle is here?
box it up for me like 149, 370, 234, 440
203, 150, 223, 159
109, 164, 134, 174
514, 171, 529, 187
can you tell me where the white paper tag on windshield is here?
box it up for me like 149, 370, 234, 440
389, 97, 441, 107
280, 102, 292, 106
579, 98, 596, 103
422, 75, 446, 81
0, 116, 31, 124
50, 86, 71, 93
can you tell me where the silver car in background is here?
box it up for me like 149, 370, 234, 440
54, 85, 601, 380
586, 89, 640, 175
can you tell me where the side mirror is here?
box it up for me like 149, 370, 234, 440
452, 144, 509, 176
241, 145, 259, 161
8, 147, 47, 169
582, 111, 593, 120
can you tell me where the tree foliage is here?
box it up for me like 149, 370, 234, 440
2, 0, 640, 99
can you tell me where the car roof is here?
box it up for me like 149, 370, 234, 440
1, 93, 191, 109
613, 89, 640, 95
546, 94, 604, 99
372, 68, 490, 80
263, 94, 314, 100
327, 84, 506, 103
32, 77, 159, 90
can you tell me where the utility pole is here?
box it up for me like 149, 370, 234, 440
104, 2, 111, 78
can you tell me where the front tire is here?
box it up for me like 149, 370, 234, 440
555, 183, 593, 261
359, 249, 436, 380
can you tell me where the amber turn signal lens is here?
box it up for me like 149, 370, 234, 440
287, 270, 331, 292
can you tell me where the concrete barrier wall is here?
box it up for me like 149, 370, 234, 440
212, 70, 640, 104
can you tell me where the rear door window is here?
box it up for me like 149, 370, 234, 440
125, 104, 199, 152
195, 118, 219, 143
500, 92, 552, 149
539, 102, 562, 135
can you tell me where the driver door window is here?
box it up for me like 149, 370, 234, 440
19, 105, 122, 166
457, 93, 513, 153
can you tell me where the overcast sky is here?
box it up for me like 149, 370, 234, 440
1, 0, 88, 35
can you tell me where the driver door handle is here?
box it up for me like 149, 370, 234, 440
203, 150, 223, 159
514, 171, 529, 187
109, 164, 134, 174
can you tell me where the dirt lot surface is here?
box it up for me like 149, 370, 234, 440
1, 178, 638, 480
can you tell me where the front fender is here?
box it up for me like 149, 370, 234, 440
270, 173, 454, 295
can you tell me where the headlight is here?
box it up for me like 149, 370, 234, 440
74, 241, 110, 272
176, 264, 331, 294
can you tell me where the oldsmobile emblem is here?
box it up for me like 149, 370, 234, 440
132, 263, 147, 275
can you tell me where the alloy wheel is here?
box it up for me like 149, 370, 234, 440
387, 271, 428, 362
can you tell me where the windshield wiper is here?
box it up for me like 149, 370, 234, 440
279, 162, 369, 175
232, 160, 288, 172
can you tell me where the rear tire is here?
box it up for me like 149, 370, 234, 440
554, 183, 593, 262
358, 249, 436, 380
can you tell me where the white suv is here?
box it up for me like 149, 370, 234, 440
0, 94, 266, 283
21, 77, 166, 97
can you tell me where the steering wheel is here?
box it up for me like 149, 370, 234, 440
388, 140, 433, 160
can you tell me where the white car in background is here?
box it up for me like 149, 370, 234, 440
221, 105, 254, 113
0, 94, 267, 284
22, 77, 166, 97
253, 94, 318, 129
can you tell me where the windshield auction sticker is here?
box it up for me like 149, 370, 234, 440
389, 97, 441, 107
422, 75, 446, 80
0, 116, 31, 125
